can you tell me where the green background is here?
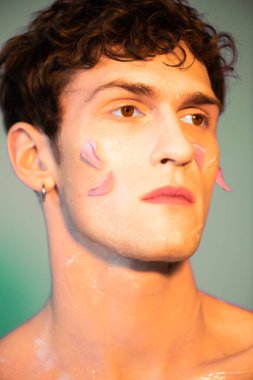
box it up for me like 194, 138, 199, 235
0, 0, 252, 338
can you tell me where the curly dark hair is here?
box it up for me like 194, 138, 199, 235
0, 0, 236, 149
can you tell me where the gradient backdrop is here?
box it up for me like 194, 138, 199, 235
0, 0, 252, 338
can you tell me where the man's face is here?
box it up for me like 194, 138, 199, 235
55, 47, 220, 262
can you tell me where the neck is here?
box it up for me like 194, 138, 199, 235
41, 195, 204, 379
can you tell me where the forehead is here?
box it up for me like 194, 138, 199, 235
62, 46, 216, 107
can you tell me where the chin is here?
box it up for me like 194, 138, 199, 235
127, 244, 199, 263
101, 233, 202, 263
73, 213, 204, 264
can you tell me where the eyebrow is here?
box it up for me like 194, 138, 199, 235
179, 92, 222, 112
86, 80, 155, 101
86, 79, 222, 112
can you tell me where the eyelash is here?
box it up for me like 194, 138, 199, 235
111, 104, 210, 128
180, 113, 210, 128
112, 105, 143, 118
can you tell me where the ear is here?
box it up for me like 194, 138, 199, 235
7, 122, 56, 194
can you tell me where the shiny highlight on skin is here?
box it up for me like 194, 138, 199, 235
216, 167, 231, 192
205, 156, 218, 169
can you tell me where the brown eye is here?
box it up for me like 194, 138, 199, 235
113, 105, 143, 118
192, 114, 205, 126
120, 105, 135, 117
180, 113, 208, 127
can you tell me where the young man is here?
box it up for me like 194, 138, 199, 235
0, 0, 252, 379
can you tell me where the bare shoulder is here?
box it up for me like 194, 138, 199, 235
0, 308, 55, 380
199, 291, 253, 366
200, 291, 253, 341
0, 317, 40, 379
0, 326, 26, 379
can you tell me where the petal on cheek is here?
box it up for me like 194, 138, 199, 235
87, 171, 115, 196
80, 139, 104, 170
193, 143, 205, 172
216, 167, 231, 192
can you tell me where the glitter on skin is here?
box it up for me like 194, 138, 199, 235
216, 167, 231, 192
34, 338, 55, 370
198, 371, 251, 380
80, 139, 104, 170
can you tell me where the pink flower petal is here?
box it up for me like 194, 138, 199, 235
216, 167, 231, 192
193, 143, 205, 172
81, 140, 103, 170
87, 171, 115, 196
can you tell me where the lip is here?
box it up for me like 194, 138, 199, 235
140, 186, 195, 205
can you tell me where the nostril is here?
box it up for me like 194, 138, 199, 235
160, 156, 190, 166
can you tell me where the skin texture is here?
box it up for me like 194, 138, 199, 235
53, 48, 219, 261
0, 47, 253, 379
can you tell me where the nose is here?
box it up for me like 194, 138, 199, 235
150, 112, 194, 167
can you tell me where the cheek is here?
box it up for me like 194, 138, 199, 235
56, 140, 114, 230
191, 135, 219, 218
80, 139, 104, 170
193, 143, 205, 171
87, 171, 115, 196
193, 138, 219, 175
80, 139, 115, 197
201, 139, 219, 208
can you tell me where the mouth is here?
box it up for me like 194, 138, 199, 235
140, 186, 195, 205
